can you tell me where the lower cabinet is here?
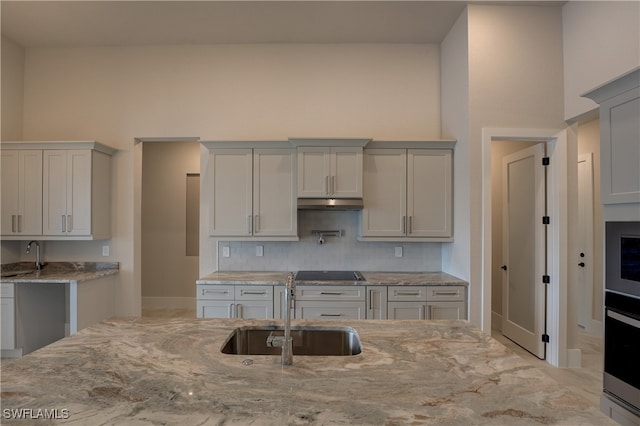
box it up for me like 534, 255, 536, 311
197, 284, 273, 319
196, 283, 466, 320
1, 283, 16, 353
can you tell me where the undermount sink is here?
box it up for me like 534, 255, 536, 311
1, 269, 36, 278
221, 325, 362, 356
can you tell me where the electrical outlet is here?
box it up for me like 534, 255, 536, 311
222, 246, 230, 258
256, 245, 264, 257
395, 246, 403, 258
102, 245, 110, 257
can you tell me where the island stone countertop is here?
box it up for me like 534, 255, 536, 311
0, 318, 611, 425
0, 262, 119, 284
197, 271, 468, 286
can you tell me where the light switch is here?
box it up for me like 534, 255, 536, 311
395, 246, 403, 258
222, 246, 230, 258
256, 245, 264, 257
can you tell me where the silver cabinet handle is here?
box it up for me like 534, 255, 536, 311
254, 215, 259, 233
420, 305, 425, 320
236, 304, 242, 318
241, 291, 267, 295
229, 303, 235, 318
402, 216, 406, 234
247, 215, 252, 235
427, 305, 432, 320
61, 215, 66, 232
319, 292, 343, 295
408, 216, 413, 234
17, 215, 22, 233
396, 291, 420, 296
433, 291, 459, 297
11, 215, 16, 233
67, 215, 72, 232
320, 313, 342, 317
203, 289, 229, 295
369, 289, 373, 310
331, 175, 335, 195
325, 176, 330, 195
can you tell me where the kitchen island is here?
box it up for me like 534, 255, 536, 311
0, 317, 612, 425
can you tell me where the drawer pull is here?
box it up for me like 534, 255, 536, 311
203, 289, 229, 295
434, 291, 459, 296
241, 291, 267, 295
396, 292, 420, 296
320, 313, 343, 317
319, 292, 343, 295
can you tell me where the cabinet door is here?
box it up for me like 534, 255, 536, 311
236, 301, 273, 319
427, 301, 466, 320
207, 149, 253, 236
295, 301, 366, 320
253, 149, 296, 236
361, 149, 407, 237
66, 150, 93, 236
43, 150, 69, 235
297, 147, 330, 197
197, 300, 234, 318
387, 302, 426, 320
1, 151, 20, 235
1, 296, 15, 350
331, 147, 363, 198
366, 286, 388, 320
407, 149, 452, 238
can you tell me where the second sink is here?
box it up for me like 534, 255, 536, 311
221, 325, 362, 356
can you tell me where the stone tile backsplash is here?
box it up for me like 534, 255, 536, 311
218, 211, 442, 272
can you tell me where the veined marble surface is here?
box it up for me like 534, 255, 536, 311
0, 318, 612, 425
198, 271, 468, 286
0, 262, 119, 283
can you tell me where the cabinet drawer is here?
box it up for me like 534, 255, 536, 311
295, 286, 365, 301
0, 283, 15, 298
388, 286, 427, 302
197, 284, 234, 300
235, 285, 273, 301
295, 301, 366, 320
427, 286, 465, 302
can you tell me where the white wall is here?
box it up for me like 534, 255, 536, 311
563, 1, 640, 121
1, 36, 24, 141
16, 43, 442, 315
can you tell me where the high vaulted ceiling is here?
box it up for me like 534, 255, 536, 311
1, 1, 565, 48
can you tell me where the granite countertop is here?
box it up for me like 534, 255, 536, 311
0, 262, 119, 283
0, 317, 612, 425
197, 271, 468, 286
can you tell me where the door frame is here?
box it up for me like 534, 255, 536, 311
482, 127, 574, 367
577, 152, 595, 333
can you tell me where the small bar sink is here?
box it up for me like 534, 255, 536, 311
221, 325, 362, 356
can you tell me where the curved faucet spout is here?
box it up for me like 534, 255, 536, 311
282, 272, 295, 365
26, 241, 43, 271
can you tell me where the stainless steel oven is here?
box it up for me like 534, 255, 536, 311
603, 291, 640, 414
606, 221, 640, 298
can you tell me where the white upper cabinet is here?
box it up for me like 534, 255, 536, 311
206, 143, 297, 239
297, 147, 363, 198
582, 68, 640, 204
43, 149, 112, 238
1, 141, 114, 240
1, 150, 43, 236
360, 144, 453, 241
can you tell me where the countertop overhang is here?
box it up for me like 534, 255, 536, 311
0, 317, 612, 425
0, 262, 119, 283
197, 271, 468, 286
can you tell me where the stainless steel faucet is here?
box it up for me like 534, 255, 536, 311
266, 272, 295, 365
25, 240, 44, 271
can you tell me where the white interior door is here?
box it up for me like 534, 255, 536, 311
502, 143, 547, 359
577, 153, 594, 329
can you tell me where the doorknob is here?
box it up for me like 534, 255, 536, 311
578, 262, 585, 267
580, 252, 585, 258
501, 265, 507, 271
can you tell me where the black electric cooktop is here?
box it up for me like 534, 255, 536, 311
294, 270, 365, 281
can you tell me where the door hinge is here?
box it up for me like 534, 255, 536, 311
542, 275, 550, 284
542, 157, 550, 166
541, 334, 550, 343
542, 216, 550, 225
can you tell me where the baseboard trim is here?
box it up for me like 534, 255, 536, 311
491, 311, 503, 332
142, 297, 196, 310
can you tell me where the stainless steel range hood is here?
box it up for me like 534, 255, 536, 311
297, 198, 364, 211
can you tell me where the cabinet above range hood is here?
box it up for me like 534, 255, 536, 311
297, 198, 364, 211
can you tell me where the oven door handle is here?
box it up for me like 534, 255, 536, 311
608, 310, 640, 328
